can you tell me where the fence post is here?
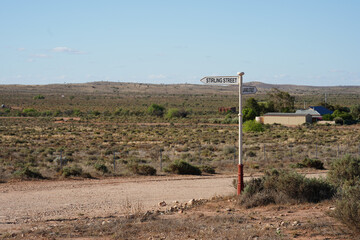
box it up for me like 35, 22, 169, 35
316, 143, 318, 159
337, 144, 340, 158
113, 151, 116, 172
263, 144, 266, 162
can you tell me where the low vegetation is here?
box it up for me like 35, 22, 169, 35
237, 169, 335, 208
328, 155, 360, 232
165, 160, 202, 175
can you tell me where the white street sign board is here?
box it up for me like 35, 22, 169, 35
200, 76, 257, 94
200, 76, 238, 85
242, 86, 257, 95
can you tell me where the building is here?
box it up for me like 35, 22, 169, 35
258, 113, 312, 126
295, 106, 333, 121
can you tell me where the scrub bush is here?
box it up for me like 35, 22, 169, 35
14, 166, 44, 179
238, 169, 335, 208
94, 163, 109, 174
293, 157, 325, 170
332, 183, 360, 232
61, 165, 83, 177
328, 155, 360, 188
128, 163, 156, 176
165, 160, 201, 175
199, 165, 216, 174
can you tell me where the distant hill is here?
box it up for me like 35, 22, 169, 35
1, 81, 360, 96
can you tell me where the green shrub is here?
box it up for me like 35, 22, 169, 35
14, 166, 44, 179
328, 155, 360, 188
147, 104, 165, 117
332, 183, 360, 233
334, 117, 344, 125
238, 169, 335, 208
199, 165, 216, 174
243, 120, 264, 132
128, 164, 156, 176
33, 94, 45, 100
294, 158, 325, 170
61, 166, 83, 177
166, 108, 188, 119
165, 160, 202, 175
22, 108, 38, 117
94, 163, 108, 174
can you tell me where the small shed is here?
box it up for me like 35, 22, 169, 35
259, 113, 312, 126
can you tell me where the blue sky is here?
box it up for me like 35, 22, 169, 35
1, 0, 359, 86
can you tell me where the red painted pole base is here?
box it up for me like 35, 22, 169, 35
237, 164, 244, 195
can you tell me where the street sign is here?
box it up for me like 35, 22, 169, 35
200, 76, 238, 85
200, 76, 257, 94
242, 86, 257, 94
200, 72, 257, 195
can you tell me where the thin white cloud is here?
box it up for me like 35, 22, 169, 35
17, 48, 26, 52
52, 46, 84, 54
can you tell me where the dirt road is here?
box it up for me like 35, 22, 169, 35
0, 175, 237, 226
0, 172, 326, 233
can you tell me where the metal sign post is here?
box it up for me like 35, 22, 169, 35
200, 72, 256, 195
237, 72, 244, 195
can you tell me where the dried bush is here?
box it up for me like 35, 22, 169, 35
14, 166, 44, 179
238, 169, 335, 208
332, 183, 360, 233
128, 163, 156, 176
165, 160, 201, 175
94, 163, 108, 174
328, 155, 360, 188
293, 157, 325, 170
61, 165, 83, 177
199, 165, 216, 174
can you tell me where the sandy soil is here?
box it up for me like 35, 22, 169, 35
0, 173, 327, 234
0, 175, 236, 229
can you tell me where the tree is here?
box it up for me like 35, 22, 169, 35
244, 98, 260, 116
147, 104, 165, 117
350, 104, 360, 120
267, 88, 295, 113
242, 108, 257, 122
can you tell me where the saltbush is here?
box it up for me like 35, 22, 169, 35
14, 166, 44, 179
165, 160, 202, 175
61, 165, 83, 177
328, 155, 360, 188
332, 183, 360, 232
33, 94, 45, 100
128, 163, 156, 176
199, 165, 216, 174
293, 157, 325, 170
147, 104, 165, 117
166, 108, 188, 119
238, 169, 335, 208
94, 163, 109, 174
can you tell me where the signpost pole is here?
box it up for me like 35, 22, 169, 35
237, 72, 245, 195
199, 72, 255, 196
